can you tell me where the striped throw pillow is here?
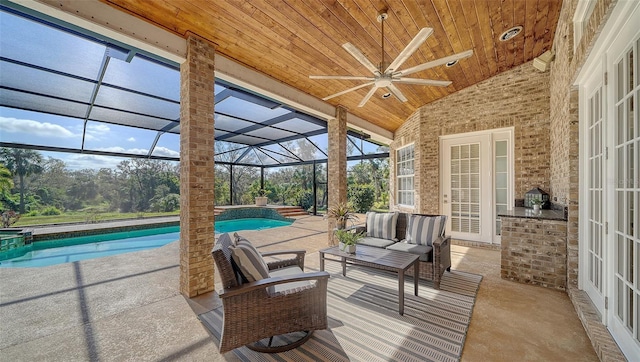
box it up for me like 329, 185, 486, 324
229, 243, 270, 282
405, 215, 447, 246
366, 212, 399, 240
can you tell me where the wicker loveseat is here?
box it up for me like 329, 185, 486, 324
353, 212, 451, 289
211, 233, 329, 353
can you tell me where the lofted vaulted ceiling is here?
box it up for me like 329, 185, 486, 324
101, 0, 562, 134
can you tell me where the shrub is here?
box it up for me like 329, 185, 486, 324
40, 206, 62, 216
298, 190, 314, 211
348, 184, 375, 213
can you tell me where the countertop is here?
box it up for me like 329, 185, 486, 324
498, 207, 567, 221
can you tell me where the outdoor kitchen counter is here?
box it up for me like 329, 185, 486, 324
499, 207, 568, 290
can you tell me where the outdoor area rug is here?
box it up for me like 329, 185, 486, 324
199, 263, 482, 362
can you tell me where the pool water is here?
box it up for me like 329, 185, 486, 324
214, 218, 291, 233
0, 218, 292, 268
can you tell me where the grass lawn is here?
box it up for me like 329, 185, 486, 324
13, 211, 180, 227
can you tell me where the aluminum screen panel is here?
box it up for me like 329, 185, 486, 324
0, 9, 105, 79
102, 56, 179, 101
0, 60, 96, 103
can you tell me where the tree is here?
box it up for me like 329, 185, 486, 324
0, 164, 13, 194
0, 164, 15, 211
0, 148, 44, 213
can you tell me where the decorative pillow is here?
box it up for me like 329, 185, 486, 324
366, 211, 399, 240
233, 232, 252, 246
404, 215, 447, 246
229, 243, 270, 282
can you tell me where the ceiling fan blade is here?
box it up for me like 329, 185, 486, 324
322, 81, 375, 101
394, 78, 452, 87
342, 43, 380, 75
357, 85, 379, 107
386, 83, 408, 102
310, 75, 375, 81
397, 49, 474, 77
384, 28, 433, 73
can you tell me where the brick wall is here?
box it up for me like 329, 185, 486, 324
550, 0, 616, 288
501, 217, 567, 290
179, 35, 216, 297
327, 106, 347, 245
391, 61, 551, 215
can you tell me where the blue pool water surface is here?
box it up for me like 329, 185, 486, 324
0, 218, 292, 268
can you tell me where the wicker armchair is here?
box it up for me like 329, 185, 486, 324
355, 213, 451, 289
211, 233, 329, 353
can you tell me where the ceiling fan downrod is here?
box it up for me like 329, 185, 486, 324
377, 11, 388, 73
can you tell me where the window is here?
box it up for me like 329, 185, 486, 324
396, 144, 414, 206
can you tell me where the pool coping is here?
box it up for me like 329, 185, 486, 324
11, 216, 181, 242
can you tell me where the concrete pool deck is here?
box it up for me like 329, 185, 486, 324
0, 215, 598, 361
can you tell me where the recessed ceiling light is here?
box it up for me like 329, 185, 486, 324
382, 92, 392, 99
499, 26, 523, 41
445, 60, 458, 67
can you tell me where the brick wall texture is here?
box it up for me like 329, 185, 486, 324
550, 0, 616, 288
179, 35, 216, 297
327, 105, 348, 245
501, 217, 567, 290
391, 61, 551, 215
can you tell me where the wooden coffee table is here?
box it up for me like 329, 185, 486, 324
319, 245, 419, 315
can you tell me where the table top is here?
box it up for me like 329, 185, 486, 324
320, 245, 419, 270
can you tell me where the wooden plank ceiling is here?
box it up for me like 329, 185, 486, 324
102, 0, 562, 134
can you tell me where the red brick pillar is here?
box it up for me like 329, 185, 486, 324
327, 105, 347, 245
179, 34, 216, 297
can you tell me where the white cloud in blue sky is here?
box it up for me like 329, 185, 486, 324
0, 116, 77, 138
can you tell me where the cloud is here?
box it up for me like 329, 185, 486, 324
95, 146, 148, 155
0, 116, 76, 138
84, 123, 110, 141
152, 146, 179, 157
56, 154, 124, 170
127, 137, 136, 142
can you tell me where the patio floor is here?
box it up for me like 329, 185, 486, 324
0, 215, 598, 361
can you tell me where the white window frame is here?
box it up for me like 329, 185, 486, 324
396, 143, 415, 207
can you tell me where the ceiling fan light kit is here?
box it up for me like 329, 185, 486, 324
499, 26, 523, 41
310, 10, 473, 107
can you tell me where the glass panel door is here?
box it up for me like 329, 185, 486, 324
450, 143, 481, 235
442, 134, 493, 242
585, 83, 606, 313
611, 35, 640, 353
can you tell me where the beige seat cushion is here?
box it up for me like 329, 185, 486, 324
386, 242, 433, 262
269, 265, 313, 295
358, 236, 396, 248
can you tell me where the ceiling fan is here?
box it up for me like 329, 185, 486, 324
310, 10, 473, 107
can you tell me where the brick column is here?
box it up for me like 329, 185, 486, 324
327, 105, 347, 245
179, 34, 216, 297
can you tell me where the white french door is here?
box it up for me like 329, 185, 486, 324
441, 129, 513, 243
608, 23, 640, 356
579, 3, 640, 358
583, 73, 606, 314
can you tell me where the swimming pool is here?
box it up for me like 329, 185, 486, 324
0, 218, 292, 268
